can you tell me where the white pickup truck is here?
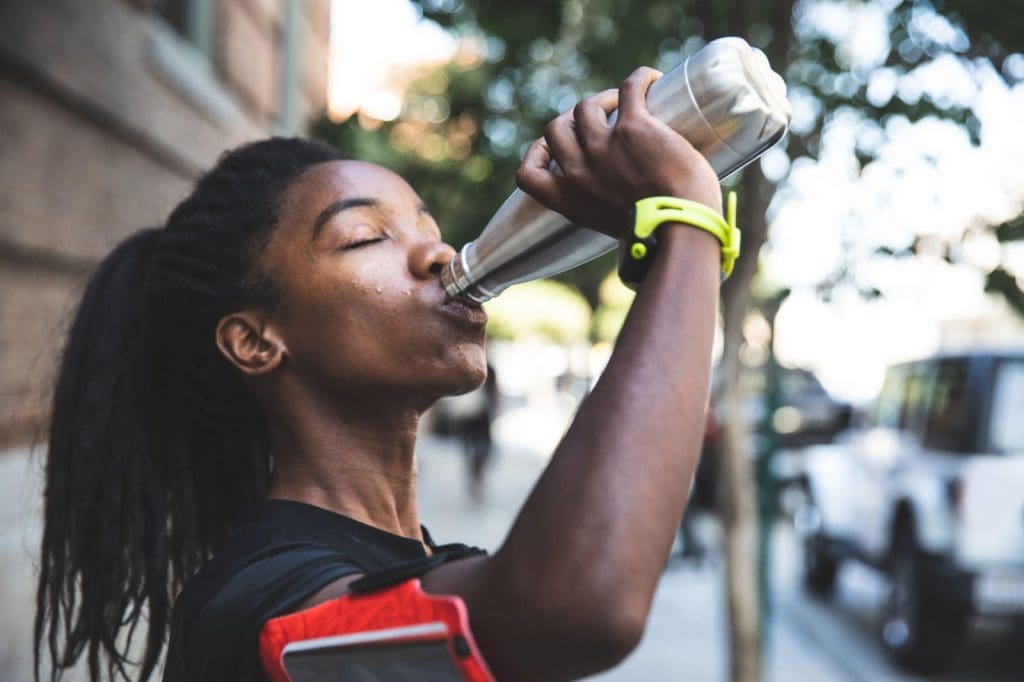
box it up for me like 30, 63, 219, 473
796, 351, 1024, 673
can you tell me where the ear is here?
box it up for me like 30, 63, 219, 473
215, 311, 287, 377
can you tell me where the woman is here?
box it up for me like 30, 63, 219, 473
36, 68, 723, 681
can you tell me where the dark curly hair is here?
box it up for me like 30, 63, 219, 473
34, 137, 347, 681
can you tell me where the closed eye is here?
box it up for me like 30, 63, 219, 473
341, 236, 387, 251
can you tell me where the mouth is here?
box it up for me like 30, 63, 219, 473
440, 295, 488, 329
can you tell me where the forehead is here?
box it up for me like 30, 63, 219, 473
280, 160, 421, 226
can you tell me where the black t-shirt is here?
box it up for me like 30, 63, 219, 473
163, 499, 483, 681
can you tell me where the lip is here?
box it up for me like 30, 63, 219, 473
440, 296, 488, 329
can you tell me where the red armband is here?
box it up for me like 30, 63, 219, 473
259, 579, 494, 682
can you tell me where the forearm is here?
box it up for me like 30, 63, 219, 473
500, 225, 719, 599
429, 226, 721, 680
423, 67, 727, 679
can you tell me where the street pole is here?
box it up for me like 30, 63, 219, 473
757, 290, 787, 654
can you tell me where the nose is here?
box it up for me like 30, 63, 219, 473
409, 239, 457, 280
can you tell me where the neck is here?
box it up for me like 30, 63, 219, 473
264, 384, 427, 543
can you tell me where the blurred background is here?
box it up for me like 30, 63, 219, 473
2, 0, 1023, 680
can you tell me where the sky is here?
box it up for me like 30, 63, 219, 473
329, 0, 456, 121
328, 0, 1024, 403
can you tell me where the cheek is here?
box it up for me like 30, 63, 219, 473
277, 281, 395, 384
275, 257, 485, 393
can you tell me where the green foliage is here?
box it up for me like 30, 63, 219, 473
315, 1, 763, 305
985, 267, 1024, 317
995, 212, 1024, 243
313, 0, 1024, 314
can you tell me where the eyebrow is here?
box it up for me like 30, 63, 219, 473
311, 198, 435, 241
311, 198, 379, 241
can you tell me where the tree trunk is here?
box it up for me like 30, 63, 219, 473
717, 163, 772, 682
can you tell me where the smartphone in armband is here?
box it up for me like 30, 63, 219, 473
259, 579, 494, 682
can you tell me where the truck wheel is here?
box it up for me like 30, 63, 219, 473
880, 527, 966, 673
803, 535, 839, 596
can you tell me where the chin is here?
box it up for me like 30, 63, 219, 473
438, 340, 488, 396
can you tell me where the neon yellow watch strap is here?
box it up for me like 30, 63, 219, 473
631, 192, 740, 277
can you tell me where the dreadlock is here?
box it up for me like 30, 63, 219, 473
35, 137, 347, 681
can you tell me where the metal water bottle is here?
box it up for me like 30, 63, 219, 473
440, 36, 792, 303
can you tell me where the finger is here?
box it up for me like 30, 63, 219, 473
585, 88, 619, 116
618, 66, 663, 119
544, 113, 586, 178
516, 138, 566, 209
574, 98, 614, 157
521, 136, 551, 171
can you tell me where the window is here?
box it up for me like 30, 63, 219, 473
146, 0, 242, 127
154, 0, 214, 58
921, 359, 972, 453
871, 367, 906, 429
276, 0, 304, 134
899, 364, 932, 434
155, 0, 188, 37
989, 360, 1024, 455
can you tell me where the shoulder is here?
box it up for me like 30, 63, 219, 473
164, 517, 364, 680
162, 499, 482, 681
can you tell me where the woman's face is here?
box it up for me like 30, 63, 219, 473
257, 160, 487, 403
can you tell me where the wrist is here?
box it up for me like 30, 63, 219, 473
662, 182, 722, 218
658, 222, 721, 253
617, 192, 739, 288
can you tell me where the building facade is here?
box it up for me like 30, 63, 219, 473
0, 2, 331, 676
0, 0, 332, 450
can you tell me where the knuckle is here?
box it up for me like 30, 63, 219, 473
625, 67, 644, 82
615, 118, 641, 140
515, 165, 534, 190
562, 161, 588, 183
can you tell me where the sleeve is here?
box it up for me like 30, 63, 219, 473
173, 543, 363, 682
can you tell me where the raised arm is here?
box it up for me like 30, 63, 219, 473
422, 67, 723, 680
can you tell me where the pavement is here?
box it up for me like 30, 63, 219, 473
416, 433, 849, 682
0, 423, 1021, 680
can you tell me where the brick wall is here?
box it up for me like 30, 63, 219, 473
0, 0, 331, 447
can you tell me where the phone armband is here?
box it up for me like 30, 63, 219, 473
259, 579, 494, 682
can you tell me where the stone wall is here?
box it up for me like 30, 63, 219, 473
0, 0, 332, 447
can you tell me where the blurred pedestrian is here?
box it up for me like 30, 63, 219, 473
461, 363, 498, 502
678, 408, 721, 561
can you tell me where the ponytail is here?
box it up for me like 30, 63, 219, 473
35, 138, 347, 681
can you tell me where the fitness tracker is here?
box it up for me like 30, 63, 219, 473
617, 192, 739, 288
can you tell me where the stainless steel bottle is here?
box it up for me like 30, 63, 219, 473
441, 36, 793, 303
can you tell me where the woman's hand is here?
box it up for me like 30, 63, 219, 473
516, 67, 723, 239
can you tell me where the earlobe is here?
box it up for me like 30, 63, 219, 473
215, 312, 286, 376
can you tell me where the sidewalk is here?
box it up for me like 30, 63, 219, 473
416, 433, 854, 681
0, 432, 855, 681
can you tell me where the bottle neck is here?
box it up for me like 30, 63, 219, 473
440, 253, 496, 304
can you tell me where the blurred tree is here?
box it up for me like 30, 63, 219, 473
314, 1, 1024, 679
484, 279, 593, 343
904, 0, 1024, 315
786, 0, 1024, 315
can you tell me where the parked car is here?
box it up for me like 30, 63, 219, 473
707, 366, 851, 499
710, 366, 851, 443
797, 351, 1024, 672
